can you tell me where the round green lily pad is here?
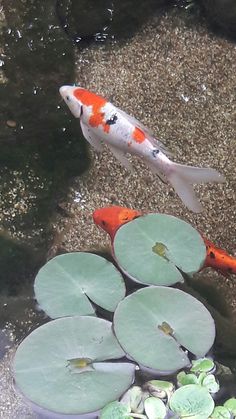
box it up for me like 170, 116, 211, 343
169, 384, 215, 418
113, 287, 215, 374
113, 214, 206, 286
13, 316, 135, 415
34, 252, 126, 318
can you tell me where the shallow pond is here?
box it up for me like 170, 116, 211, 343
0, 0, 236, 417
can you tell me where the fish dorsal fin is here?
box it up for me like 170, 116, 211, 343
115, 106, 172, 156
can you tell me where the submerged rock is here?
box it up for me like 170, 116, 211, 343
200, 0, 236, 38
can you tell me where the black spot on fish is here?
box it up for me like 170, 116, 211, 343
101, 220, 106, 226
80, 105, 83, 117
210, 251, 216, 259
152, 149, 160, 158
106, 114, 118, 125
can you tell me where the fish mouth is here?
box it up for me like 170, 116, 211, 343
59, 85, 73, 98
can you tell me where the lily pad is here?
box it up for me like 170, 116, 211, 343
113, 287, 215, 374
113, 214, 206, 286
13, 316, 135, 415
34, 252, 126, 318
169, 384, 215, 418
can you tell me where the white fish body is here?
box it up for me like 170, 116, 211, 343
59, 85, 225, 212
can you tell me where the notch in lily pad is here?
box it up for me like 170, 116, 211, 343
113, 287, 215, 374
113, 214, 206, 286
13, 316, 136, 416
34, 252, 126, 318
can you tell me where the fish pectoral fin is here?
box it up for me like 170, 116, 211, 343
80, 120, 103, 152
106, 144, 134, 173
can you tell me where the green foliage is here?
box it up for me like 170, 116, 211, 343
169, 384, 215, 418
224, 398, 236, 415
13, 316, 135, 415
100, 401, 133, 419
13, 211, 231, 417
191, 358, 215, 374
210, 406, 231, 418
34, 252, 125, 318
113, 214, 206, 286
144, 397, 166, 419
113, 287, 215, 373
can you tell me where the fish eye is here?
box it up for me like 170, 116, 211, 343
66, 95, 70, 101
101, 220, 106, 226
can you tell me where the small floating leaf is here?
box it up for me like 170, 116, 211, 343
13, 316, 135, 415
191, 358, 215, 374
224, 398, 236, 415
145, 380, 174, 400
113, 287, 215, 374
202, 374, 219, 394
34, 252, 126, 318
120, 386, 144, 413
100, 401, 132, 419
113, 214, 206, 286
177, 371, 199, 386
169, 384, 215, 418
144, 397, 167, 419
210, 406, 231, 418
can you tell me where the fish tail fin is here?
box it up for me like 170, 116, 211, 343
168, 163, 225, 213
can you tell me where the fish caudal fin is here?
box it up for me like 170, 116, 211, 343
168, 163, 225, 213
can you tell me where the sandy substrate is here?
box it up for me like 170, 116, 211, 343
1, 8, 236, 418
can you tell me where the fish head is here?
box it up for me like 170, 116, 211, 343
59, 85, 83, 118
92, 206, 142, 240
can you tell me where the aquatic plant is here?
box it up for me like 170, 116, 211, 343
113, 287, 215, 374
113, 214, 206, 286
34, 252, 125, 318
13, 316, 135, 416
12, 213, 235, 417
101, 361, 235, 419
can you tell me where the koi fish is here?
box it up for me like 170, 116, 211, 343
59, 86, 225, 213
93, 206, 236, 277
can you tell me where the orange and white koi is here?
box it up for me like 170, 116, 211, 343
59, 86, 225, 212
93, 206, 236, 277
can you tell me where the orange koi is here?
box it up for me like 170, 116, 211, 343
92, 206, 236, 276
60, 85, 225, 212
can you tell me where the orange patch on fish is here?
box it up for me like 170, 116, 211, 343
132, 126, 146, 143
203, 238, 236, 276
73, 88, 110, 133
